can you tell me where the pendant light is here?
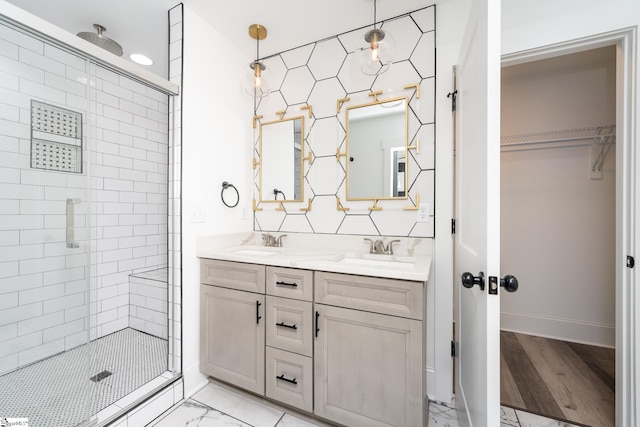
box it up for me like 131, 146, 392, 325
359, 0, 395, 76
243, 24, 271, 98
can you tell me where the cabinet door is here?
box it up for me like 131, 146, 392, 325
314, 305, 423, 427
200, 285, 265, 395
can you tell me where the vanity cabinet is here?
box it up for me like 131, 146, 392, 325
200, 260, 266, 395
314, 271, 424, 427
199, 258, 425, 426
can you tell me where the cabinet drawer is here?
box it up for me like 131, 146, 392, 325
266, 347, 313, 413
314, 271, 423, 320
201, 259, 265, 293
266, 296, 312, 357
266, 266, 313, 301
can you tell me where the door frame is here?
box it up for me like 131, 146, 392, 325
501, 28, 636, 426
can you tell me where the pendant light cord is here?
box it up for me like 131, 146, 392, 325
255, 29, 260, 61
373, 0, 377, 29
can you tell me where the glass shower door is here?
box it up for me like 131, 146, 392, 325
0, 18, 93, 426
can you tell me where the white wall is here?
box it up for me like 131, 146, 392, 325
500, 49, 617, 347
180, 5, 254, 396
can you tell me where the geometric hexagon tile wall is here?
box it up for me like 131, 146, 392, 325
254, 6, 435, 238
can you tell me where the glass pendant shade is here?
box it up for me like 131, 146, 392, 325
244, 24, 271, 98
359, 27, 394, 76
243, 60, 271, 98
358, 0, 394, 76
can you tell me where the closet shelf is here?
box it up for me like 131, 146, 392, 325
501, 125, 616, 179
501, 125, 616, 151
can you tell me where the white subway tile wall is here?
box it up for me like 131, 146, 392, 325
89, 58, 170, 341
0, 18, 170, 374
130, 269, 169, 339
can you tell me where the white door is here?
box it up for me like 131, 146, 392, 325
454, 0, 502, 426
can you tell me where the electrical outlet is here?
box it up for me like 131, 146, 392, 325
417, 203, 429, 223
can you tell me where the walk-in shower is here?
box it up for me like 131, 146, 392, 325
0, 11, 181, 426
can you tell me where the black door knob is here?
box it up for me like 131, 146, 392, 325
500, 275, 519, 292
461, 271, 485, 291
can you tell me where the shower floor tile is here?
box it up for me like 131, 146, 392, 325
0, 328, 167, 427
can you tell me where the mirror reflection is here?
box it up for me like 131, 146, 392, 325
346, 97, 408, 200
259, 116, 304, 202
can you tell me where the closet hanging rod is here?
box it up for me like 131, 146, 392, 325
501, 125, 616, 148
501, 134, 614, 148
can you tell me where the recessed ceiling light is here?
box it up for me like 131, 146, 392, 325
129, 53, 153, 66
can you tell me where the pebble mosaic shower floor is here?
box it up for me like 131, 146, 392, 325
0, 328, 167, 427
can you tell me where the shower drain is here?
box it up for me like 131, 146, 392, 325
90, 370, 113, 383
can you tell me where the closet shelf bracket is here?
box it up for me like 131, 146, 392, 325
591, 128, 616, 179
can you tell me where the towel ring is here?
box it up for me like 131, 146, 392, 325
221, 181, 239, 208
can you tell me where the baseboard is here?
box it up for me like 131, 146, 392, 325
501, 311, 615, 348
183, 360, 209, 398
426, 367, 436, 400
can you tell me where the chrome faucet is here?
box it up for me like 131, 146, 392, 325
364, 238, 400, 255
275, 234, 287, 247
262, 233, 286, 247
262, 233, 276, 247
385, 240, 400, 255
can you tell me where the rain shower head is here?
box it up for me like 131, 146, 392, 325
77, 24, 123, 56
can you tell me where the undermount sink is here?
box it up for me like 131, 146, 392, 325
339, 256, 415, 269
232, 248, 279, 256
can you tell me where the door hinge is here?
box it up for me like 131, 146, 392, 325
451, 218, 456, 234
447, 90, 458, 112
451, 340, 456, 357
627, 255, 635, 268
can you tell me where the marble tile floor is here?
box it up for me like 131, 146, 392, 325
152, 382, 583, 427
428, 401, 583, 427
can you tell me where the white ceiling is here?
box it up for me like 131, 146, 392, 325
4, 0, 432, 79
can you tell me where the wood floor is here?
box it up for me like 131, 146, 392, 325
500, 331, 615, 427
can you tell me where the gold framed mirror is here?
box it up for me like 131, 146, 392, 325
345, 96, 408, 201
259, 115, 305, 203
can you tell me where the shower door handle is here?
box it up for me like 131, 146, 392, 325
66, 198, 80, 249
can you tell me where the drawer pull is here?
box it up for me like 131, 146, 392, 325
276, 374, 298, 385
315, 311, 320, 337
256, 301, 262, 324
276, 280, 298, 288
275, 321, 297, 330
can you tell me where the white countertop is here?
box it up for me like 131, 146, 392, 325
197, 233, 432, 282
